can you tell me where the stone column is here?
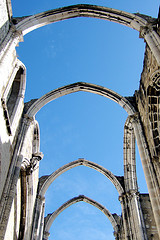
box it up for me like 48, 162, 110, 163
31, 195, 45, 240
132, 114, 160, 237
0, 115, 33, 239
123, 117, 148, 239
126, 190, 147, 240
119, 194, 131, 240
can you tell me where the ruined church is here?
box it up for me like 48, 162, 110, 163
0, 0, 160, 239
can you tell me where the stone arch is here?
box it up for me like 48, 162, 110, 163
39, 158, 124, 198
15, 4, 160, 65
15, 4, 147, 36
14, 4, 160, 65
43, 195, 120, 240
34, 159, 123, 239
0, 82, 136, 238
24, 82, 135, 197
0, 3, 160, 238
25, 82, 135, 118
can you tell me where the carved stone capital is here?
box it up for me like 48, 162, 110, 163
43, 231, 50, 238
125, 190, 140, 200
32, 152, 44, 161
139, 25, 153, 39
23, 114, 34, 124
129, 112, 139, 124
37, 194, 45, 202
119, 190, 139, 201
21, 157, 30, 170
21, 152, 43, 174
118, 193, 126, 202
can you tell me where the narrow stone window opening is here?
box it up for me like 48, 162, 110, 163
6, 68, 23, 119
1, 63, 26, 136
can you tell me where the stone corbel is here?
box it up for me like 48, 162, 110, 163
21, 157, 31, 171
32, 152, 44, 161
43, 231, 50, 240
21, 152, 43, 174
28, 152, 43, 174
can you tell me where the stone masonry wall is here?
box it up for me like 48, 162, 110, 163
0, 0, 12, 45
3, 121, 39, 240
135, 44, 159, 160
0, 0, 15, 201
135, 44, 160, 189
140, 194, 159, 240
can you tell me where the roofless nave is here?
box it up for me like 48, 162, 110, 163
0, 1, 160, 239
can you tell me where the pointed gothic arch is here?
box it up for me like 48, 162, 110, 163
25, 82, 135, 118
14, 4, 160, 65
0, 2, 160, 239
39, 158, 124, 198
34, 159, 123, 240
15, 4, 147, 36
43, 195, 120, 240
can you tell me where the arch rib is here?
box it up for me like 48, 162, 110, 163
15, 4, 148, 36
44, 195, 119, 238
13, 4, 160, 65
39, 158, 124, 198
25, 82, 135, 118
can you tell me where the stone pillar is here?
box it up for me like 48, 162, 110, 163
0, 115, 33, 239
132, 114, 160, 237
123, 117, 148, 239
119, 194, 131, 240
119, 192, 147, 240
31, 195, 45, 240
126, 190, 147, 239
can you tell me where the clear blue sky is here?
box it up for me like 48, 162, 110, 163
12, 1, 159, 239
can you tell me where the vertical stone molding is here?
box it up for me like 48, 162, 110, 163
131, 114, 160, 237
123, 117, 147, 239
